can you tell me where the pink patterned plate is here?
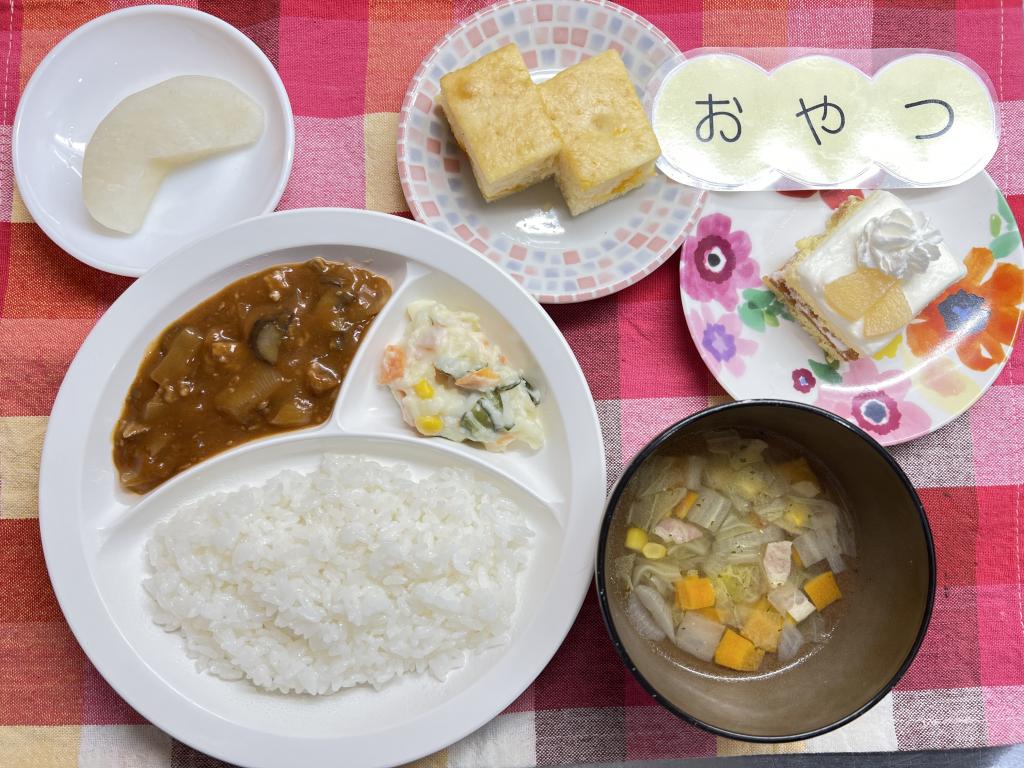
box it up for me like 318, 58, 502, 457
679, 172, 1024, 444
397, 0, 703, 304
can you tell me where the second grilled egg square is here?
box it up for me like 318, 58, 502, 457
539, 50, 661, 216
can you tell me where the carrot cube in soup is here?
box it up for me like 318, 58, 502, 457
698, 606, 726, 623
673, 490, 699, 519
714, 629, 765, 672
804, 571, 842, 611
740, 607, 784, 652
675, 575, 715, 610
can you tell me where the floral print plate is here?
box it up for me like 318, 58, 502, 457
679, 173, 1024, 444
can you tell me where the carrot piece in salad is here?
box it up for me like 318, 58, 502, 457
455, 367, 501, 390
379, 345, 406, 384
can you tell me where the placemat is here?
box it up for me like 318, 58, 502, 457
1, 0, 1022, 765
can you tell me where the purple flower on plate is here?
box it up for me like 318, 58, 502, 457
792, 368, 816, 393
703, 323, 737, 362
681, 213, 760, 311
688, 305, 757, 377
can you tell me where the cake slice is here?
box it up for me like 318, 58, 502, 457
765, 191, 967, 361
439, 44, 562, 202
539, 50, 661, 216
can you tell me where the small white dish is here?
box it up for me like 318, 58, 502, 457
12, 5, 294, 276
39, 209, 605, 768
397, 0, 704, 304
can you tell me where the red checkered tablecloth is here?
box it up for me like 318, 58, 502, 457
2, 0, 1023, 765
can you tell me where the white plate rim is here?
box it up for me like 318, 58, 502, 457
37, 208, 605, 767
11, 4, 296, 277
396, 0, 705, 304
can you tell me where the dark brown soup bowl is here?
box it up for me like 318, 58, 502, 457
596, 400, 934, 741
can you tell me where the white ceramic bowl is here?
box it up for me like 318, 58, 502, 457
38, 209, 605, 768
13, 5, 294, 276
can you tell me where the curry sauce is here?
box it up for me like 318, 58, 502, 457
113, 258, 391, 493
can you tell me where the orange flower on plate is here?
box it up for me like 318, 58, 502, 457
907, 247, 1024, 371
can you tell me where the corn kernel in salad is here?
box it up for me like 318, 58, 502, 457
415, 415, 444, 435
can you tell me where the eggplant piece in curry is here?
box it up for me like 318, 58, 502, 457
113, 258, 391, 493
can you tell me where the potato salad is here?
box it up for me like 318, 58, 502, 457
380, 300, 544, 451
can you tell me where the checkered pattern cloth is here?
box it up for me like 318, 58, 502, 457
2, 0, 1023, 766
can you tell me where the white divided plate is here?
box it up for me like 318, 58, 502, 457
397, 0, 704, 303
38, 209, 605, 768
12, 6, 294, 276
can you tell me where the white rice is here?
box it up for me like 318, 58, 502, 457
144, 455, 533, 695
